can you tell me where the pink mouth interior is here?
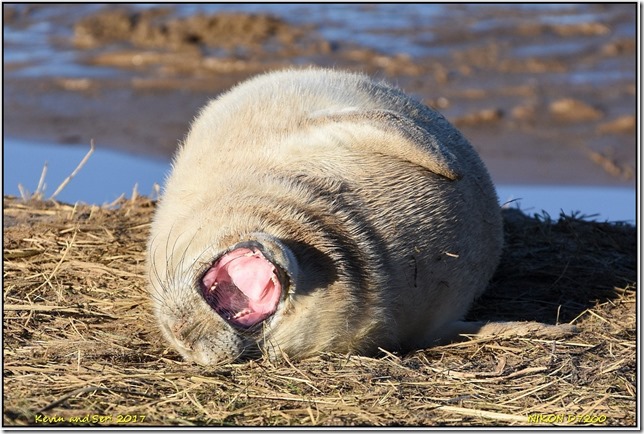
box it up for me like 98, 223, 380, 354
201, 247, 282, 328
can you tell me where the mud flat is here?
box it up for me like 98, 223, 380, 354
3, 4, 636, 186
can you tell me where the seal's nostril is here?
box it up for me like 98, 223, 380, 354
159, 319, 195, 358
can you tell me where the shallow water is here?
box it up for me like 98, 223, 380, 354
3, 4, 637, 218
3, 138, 636, 224
3, 138, 168, 205
4, 3, 634, 83
3, 3, 636, 190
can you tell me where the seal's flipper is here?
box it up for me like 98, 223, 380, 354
425, 320, 579, 347
309, 109, 462, 181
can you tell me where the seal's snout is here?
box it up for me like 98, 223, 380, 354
201, 247, 282, 328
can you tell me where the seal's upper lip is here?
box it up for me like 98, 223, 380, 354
200, 247, 282, 328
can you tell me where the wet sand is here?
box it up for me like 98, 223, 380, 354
3, 4, 637, 186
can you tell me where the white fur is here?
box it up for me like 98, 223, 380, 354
147, 68, 515, 365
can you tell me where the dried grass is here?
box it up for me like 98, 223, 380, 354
2, 195, 637, 427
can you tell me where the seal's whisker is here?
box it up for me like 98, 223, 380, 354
174, 226, 203, 280
148, 242, 171, 309
163, 220, 184, 295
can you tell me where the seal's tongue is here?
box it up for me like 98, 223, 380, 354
201, 247, 281, 328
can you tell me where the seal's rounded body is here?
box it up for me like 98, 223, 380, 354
147, 68, 504, 365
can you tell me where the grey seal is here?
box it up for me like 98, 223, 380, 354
147, 68, 572, 365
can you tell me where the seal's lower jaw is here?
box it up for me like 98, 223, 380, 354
201, 247, 282, 328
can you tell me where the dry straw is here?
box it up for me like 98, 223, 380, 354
2, 191, 637, 427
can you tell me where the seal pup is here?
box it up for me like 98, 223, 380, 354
147, 68, 572, 365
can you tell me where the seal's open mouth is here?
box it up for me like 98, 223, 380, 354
201, 247, 282, 328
